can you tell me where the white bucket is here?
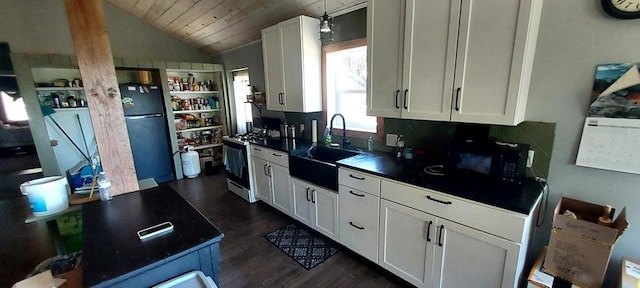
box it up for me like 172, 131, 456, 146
20, 176, 70, 216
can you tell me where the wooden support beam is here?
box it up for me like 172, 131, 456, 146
64, 0, 139, 195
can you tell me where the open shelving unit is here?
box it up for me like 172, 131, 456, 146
168, 69, 227, 168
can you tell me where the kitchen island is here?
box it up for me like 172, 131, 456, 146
82, 185, 224, 288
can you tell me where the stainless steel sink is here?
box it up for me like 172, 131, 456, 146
289, 145, 359, 191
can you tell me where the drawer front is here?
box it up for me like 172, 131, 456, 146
338, 168, 381, 196
250, 145, 288, 167
380, 180, 527, 243
339, 185, 380, 262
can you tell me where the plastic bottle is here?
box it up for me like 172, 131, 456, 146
324, 126, 332, 144
97, 172, 112, 201
367, 135, 374, 151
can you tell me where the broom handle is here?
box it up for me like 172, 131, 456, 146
47, 116, 91, 162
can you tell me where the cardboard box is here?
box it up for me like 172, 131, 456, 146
621, 258, 640, 288
544, 197, 628, 288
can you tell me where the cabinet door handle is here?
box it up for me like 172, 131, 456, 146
306, 187, 310, 202
349, 190, 365, 197
425, 220, 433, 242
454, 87, 461, 111
267, 165, 271, 177
437, 225, 444, 247
403, 89, 409, 109
349, 174, 365, 180
394, 89, 400, 109
263, 163, 268, 176
349, 221, 365, 230
426, 195, 452, 205
272, 153, 282, 157
278, 92, 282, 105
311, 189, 316, 203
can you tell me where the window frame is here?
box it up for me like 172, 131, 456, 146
322, 38, 384, 141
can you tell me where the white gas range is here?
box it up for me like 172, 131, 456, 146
222, 135, 258, 203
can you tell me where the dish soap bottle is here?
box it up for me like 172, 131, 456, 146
367, 135, 374, 151
324, 126, 332, 144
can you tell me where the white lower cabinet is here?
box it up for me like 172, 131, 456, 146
338, 185, 380, 263
270, 163, 291, 214
432, 218, 520, 288
250, 145, 291, 214
379, 199, 437, 287
251, 156, 271, 203
290, 177, 339, 241
379, 199, 521, 288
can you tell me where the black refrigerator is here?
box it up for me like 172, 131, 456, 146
120, 83, 175, 183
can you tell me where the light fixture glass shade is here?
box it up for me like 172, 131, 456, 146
320, 20, 331, 33
320, 12, 331, 33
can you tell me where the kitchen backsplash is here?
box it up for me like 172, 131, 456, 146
383, 119, 556, 178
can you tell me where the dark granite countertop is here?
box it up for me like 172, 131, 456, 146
248, 137, 314, 153
248, 139, 542, 214
337, 152, 543, 215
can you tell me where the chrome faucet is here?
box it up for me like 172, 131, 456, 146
329, 113, 350, 148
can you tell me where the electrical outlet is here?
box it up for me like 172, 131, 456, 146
527, 150, 535, 168
386, 134, 398, 147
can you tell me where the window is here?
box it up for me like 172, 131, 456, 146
1, 92, 28, 122
324, 38, 378, 135
231, 69, 253, 135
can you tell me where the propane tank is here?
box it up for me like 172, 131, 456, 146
181, 146, 201, 178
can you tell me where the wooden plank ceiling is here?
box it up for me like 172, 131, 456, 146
105, 0, 366, 54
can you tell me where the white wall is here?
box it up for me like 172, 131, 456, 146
0, 0, 210, 62
528, 0, 640, 283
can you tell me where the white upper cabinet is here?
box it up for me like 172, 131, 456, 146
262, 16, 322, 112
367, 0, 543, 126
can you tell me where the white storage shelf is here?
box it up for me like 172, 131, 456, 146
169, 91, 220, 95
36, 87, 85, 92
172, 109, 221, 114
192, 143, 223, 150
176, 125, 224, 133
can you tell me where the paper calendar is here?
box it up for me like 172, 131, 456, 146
576, 117, 640, 174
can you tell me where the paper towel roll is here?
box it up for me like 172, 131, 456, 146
312, 119, 318, 143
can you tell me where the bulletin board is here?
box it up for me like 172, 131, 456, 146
576, 63, 640, 174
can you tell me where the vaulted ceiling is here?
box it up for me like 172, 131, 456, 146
105, 0, 366, 55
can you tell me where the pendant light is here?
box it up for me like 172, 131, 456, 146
319, 0, 333, 42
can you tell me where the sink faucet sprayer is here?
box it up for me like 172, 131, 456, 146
329, 113, 350, 148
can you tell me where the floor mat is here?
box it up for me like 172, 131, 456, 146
264, 223, 339, 270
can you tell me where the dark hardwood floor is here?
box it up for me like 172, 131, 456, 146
1, 174, 410, 287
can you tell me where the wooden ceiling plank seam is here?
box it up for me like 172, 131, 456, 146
202, 0, 364, 53
196, 0, 319, 48
155, 0, 196, 27
189, 0, 291, 42
164, 0, 225, 32
175, 0, 259, 40
142, 0, 177, 20
133, 0, 156, 17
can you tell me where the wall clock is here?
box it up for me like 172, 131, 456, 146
601, 0, 640, 19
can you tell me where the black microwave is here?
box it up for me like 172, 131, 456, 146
446, 139, 529, 183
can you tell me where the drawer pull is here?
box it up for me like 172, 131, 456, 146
254, 148, 262, 151
272, 153, 282, 157
426, 195, 452, 205
437, 225, 444, 247
349, 174, 365, 180
349, 222, 365, 230
349, 190, 365, 197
